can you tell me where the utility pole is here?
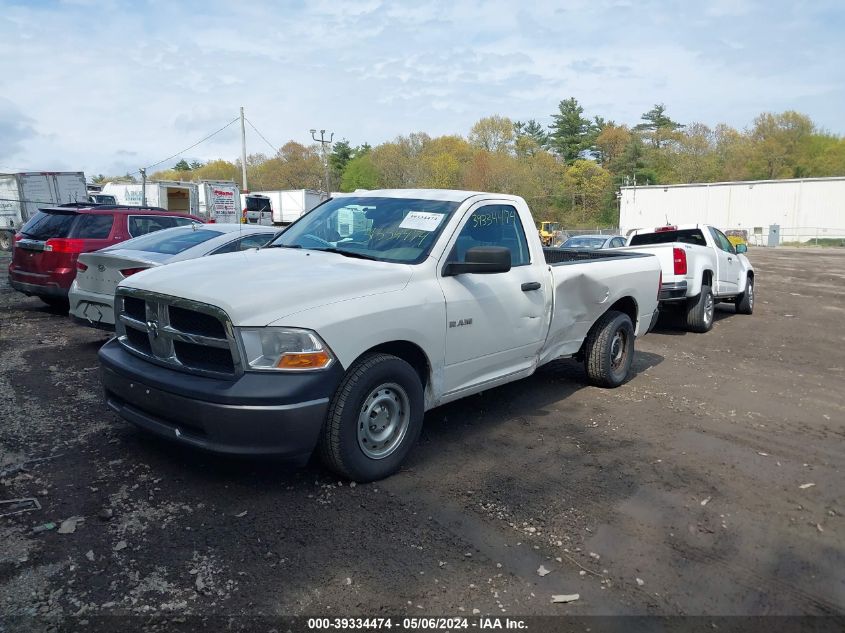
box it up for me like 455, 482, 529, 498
240, 106, 248, 192
140, 168, 147, 206
310, 128, 334, 196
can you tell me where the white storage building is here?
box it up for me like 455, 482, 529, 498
619, 177, 845, 245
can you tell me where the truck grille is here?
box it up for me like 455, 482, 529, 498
114, 288, 240, 377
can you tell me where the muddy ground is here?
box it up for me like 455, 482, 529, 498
0, 247, 842, 626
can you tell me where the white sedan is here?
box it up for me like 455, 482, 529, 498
69, 224, 277, 329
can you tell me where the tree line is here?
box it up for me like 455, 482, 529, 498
103, 99, 845, 227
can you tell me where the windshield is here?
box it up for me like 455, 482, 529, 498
110, 226, 222, 255
630, 229, 706, 246
563, 236, 606, 248
270, 196, 461, 263
246, 196, 271, 212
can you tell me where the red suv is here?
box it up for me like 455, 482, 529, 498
8, 204, 205, 306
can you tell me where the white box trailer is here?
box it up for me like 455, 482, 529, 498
240, 189, 327, 226
619, 177, 845, 245
197, 180, 241, 223
101, 181, 199, 215
0, 171, 88, 250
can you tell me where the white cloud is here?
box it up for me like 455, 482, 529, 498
0, 0, 841, 176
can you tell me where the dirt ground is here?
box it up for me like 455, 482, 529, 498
0, 247, 842, 624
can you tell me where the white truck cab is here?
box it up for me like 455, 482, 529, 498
99, 190, 662, 481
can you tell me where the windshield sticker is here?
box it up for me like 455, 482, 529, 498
399, 211, 445, 232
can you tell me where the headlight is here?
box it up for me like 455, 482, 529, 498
237, 327, 334, 371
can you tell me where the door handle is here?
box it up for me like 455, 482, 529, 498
521, 281, 541, 291
727, 257, 733, 261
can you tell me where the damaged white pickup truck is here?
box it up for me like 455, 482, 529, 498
99, 190, 661, 481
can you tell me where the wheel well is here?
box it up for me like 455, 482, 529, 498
608, 296, 637, 325
362, 341, 430, 388
747, 270, 754, 281
702, 270, 713, 287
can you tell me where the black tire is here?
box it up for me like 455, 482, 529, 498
685, 284, 714, 333
584, 310, 635, 388
319, 353, 424, 482
735, 276, 754, 314
0, 230, 12, 251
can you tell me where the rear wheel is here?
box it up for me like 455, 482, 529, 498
584, 310, 635, 388
0, 230, 12, 251
319, 353, 424, 482
735, 276, 754, 314
685, 284, 714, 333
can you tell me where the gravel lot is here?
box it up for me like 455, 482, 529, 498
0, 247, 842, 622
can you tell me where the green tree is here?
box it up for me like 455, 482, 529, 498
173, 159, 191, 171
190, 160, 204, 170
548, 98, 591, 163
634, 103, 683, 149
562, 160, 614, 224
468, 115, 515, 153
514, 119, 549, 156
329, 139, 354, 181
340, 154, 379, 191
747, 111, 815, 179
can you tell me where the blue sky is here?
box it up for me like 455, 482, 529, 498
0, 0, 843, 177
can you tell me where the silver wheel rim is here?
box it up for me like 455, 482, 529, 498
747, 281, 754, 308
610, 328, 628, 371
704, 293, 714, 325
357, 383, 410, 460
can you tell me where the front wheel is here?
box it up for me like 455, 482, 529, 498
584, 310, 635, 388
319, 353, 424, 482
735, 276, 754, 314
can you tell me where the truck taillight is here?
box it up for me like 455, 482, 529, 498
673, 247, 687, 275
44, 238, 85, 253
655, 225, 677, 233
76, 261, 88, 271
120, 267, 149, 277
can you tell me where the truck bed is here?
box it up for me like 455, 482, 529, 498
542, 247, 654, 265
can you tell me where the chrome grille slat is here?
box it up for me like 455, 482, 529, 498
114, 288, 241, 378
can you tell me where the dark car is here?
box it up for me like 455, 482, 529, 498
8, 204, 204, 307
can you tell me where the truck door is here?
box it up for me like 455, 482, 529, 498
438, 202, 548, 395
708, 227, 738, 295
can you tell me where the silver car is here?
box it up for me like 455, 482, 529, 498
560, 235, 627, 249
69, 224, 276, 329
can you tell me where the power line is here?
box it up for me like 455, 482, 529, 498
131, 116, 240, 175
244, 117, 280, 155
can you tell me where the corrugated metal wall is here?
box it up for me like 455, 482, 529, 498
619, 177, 845, 244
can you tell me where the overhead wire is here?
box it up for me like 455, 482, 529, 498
244, 117, 280, 156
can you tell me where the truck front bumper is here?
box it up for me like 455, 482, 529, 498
98, 338, 343, 462
658, 281, 688, 302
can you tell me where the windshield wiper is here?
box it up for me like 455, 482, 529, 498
316, 247, 381, 261
265, 243, 302, 249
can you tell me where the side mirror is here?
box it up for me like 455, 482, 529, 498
443, 246, 511, 276
735, 243, 747, 254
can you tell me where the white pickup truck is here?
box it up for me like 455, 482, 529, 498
98, 189, 661, 481
625, 224, 755, 332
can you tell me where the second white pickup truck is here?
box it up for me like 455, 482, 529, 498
625, 224, 755, 333
98, 190, 661, 481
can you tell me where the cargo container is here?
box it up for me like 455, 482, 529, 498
101, 181, 199, 215
0, 172, 88, 250
197, 180, 241, 223
240, 189, 327, 226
